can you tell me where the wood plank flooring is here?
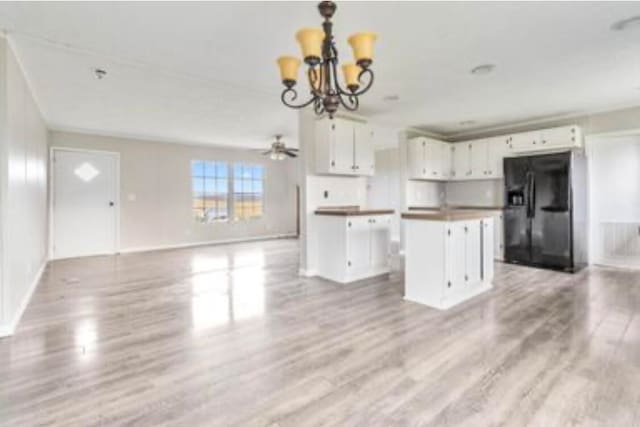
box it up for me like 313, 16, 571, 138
1, 238, 640, 426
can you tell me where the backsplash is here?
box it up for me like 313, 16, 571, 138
445, 180, 504, 207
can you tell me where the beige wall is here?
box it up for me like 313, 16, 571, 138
0, 38, 49, 335
49, 131, 298, 253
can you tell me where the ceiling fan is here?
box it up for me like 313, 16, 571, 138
261, 135, 298, 160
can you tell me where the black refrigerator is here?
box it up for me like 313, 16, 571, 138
503, 151, 587, 272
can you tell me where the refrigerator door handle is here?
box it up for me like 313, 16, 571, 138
525, 171, 532, 218
529, 172, 536, 216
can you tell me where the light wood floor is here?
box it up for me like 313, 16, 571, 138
1, 238, 640, 426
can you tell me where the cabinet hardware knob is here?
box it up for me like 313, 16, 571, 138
348, 222, 352, 227
331, 161, 335, 166
348, 261, 351, 267
447, 281, 451, 288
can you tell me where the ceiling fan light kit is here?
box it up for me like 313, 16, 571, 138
262, 135, 299, 161
276, 1, 377, 118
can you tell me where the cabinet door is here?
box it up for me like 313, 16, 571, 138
540, 125, 580, 149
369, 215, 391, 269
332, 118, 356, 175
425, 140, 442, 180
346, 217, 371, 275
509, 131, 541, 153
486, 137, 511, 179
494, 213, 504, 260
482, 218, 494, 282
354, 123, 375, 176
407, 138, 426, 179
441, 143, 452, 179
451, 143, 472, 180
469, 140, 489, 179
464, 221, 482, 285
446, 222, 467, 295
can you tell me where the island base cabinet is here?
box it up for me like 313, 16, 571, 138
404, 217, 494, 310
316, 215, 392, 283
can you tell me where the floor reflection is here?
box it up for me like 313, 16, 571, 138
190, 251, 266, 331
74, 319, 97, 360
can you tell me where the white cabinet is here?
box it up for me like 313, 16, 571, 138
404, 216, 494, 309
540, 125, 582, 149
315, 117, 375, 176
460, 138, 509, 180
486, 137, 511, 179
493, 212, 504, 261
451, 142, 472, 180
407, 137, 451, 181
354, 122, 375, 176
316, 214, 392, 283
507, 125, 582, 153
469, 140, 488, 180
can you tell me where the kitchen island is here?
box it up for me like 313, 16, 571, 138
402, 210, 494, 309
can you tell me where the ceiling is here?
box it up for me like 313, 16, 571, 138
0, 2, 639, 148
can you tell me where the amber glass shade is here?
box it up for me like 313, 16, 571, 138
348, 32, 377, 67
277, 56, 301, 86
295, 28, 325, 65
342, 63, 361, 89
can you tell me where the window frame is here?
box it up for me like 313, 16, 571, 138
191, 160, 230, 224
232, 163, 265, 221
191, 160, 266, 224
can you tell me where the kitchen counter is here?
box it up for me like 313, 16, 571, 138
315, 208, 395, 216
402, 210, 495, 221
408, 205, 504, 212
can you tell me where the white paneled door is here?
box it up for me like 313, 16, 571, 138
52, 149, 118, 259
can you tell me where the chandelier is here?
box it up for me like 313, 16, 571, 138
276, 1, 377, 119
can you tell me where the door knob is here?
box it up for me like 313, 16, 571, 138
109, 201, 115, 207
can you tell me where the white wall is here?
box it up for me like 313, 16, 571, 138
0, 37, 49, 336
368, 148, 401, 241
50, 131, 297, 253
587, 134, 640, 268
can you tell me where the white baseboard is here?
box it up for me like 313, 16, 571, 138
0, 260, 47, 338
298, 268, 317, 277
118, 233, 298, 255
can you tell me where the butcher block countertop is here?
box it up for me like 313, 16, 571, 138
408, 206, 504, 212
402, 210, 495, 221
315, 206, 394, 216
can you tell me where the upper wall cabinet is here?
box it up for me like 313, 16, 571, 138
315, 117, 375, 176
451, 139, 507, 180
407, 137, 451, 181
507, 125, 582, 153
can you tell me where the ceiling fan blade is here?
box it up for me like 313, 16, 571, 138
284, 151, 298, 158
261, 150, 272, 155
286, 148, 300, 152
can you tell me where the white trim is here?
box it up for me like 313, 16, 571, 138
0, 260, 47, 338
49, 147, 121, 260
118, 233, 297, 255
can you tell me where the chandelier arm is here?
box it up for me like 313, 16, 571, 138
281, 87, 318, 109
326, 58, 358, 111
337, 92, 359, 111
307, 66, 324, 98
349, 68, 375, 96
313, 97, 325, 115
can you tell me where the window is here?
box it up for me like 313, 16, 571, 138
233, 163, 264, 220
192, 160, 229, 223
